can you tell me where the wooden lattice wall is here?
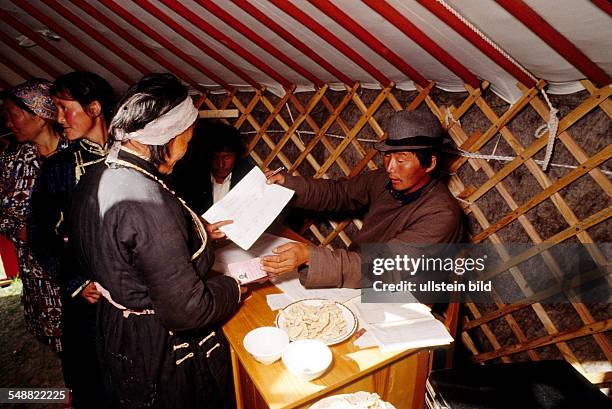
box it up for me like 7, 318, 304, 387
199, 79, 611, 386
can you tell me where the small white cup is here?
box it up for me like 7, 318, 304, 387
282, 339, 332, 381
243, 326, 289, 365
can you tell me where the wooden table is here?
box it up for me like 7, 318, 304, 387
222, 283, 431, 409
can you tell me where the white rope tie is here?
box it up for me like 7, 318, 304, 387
534, 90, 560, 171
205, 343, 221, 358
436, 0, 560, 171
435, 0, 536, 83
285, 102, 304, 144
446, 148, 612, 176
172, 342, 189, 351
489, 133, 502, 161
444, 106, 460, 128
175, 352, 194, 366
198, 331, 216, 347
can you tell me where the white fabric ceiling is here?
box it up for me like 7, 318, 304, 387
1, 0, 610, 103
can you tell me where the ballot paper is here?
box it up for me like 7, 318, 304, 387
227, 257, 267, 284
202, 167, 294, 250
214, 233, 295, 273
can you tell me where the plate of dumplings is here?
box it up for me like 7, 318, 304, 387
276, 298, 357, 346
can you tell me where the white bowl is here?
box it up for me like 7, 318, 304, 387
282, 340, 332, 381
243, 326, 289, 365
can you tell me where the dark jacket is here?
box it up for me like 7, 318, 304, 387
284, 169, 464, 289
172, 156, 253, 215
69, 150, 240, 409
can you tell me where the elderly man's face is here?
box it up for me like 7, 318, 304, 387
383, 151, 436, 192
159, 124, 194, 174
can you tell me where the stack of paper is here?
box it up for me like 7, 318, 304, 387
354, 303, 453, 352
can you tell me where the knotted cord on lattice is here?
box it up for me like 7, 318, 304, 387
436, 0, 560, 171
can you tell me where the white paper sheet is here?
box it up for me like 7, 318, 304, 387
271, 271, 360, 303
227, 257, 267, 284
202, 167, 294, 250
365, 318, 453, 352
355, 303, 432, 325
266, 293, 294, 311
213, 233, 295, 273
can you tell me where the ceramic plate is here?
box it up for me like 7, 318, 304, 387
309, 393, 396, 409
275, 298, 357, 346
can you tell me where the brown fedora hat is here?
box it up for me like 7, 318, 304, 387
374, 109, 444, 151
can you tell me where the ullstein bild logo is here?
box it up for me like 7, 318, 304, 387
371, 278, 492, 293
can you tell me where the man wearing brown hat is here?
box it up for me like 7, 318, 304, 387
262, 109, 463, 288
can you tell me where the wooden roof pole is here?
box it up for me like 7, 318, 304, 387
269, 0, 392, 86
0, 50, 33, 80
134, 0, 261, 90
362, 0, 480, 89
12, 0, 134, 85
99, 0, 232, 90
496, 0, 611, 87
0, 30, 60, 78
41, 0, 150, 76
159, 0, 292, 90
308, 0, 429, 87
416, 0, 536, 88
70, 0, 209, 93
0, 8, 83, 71
196, 0, 324, 88
232, 0, 354, 86
0, 77, 10, 90
591, 0, 612, 17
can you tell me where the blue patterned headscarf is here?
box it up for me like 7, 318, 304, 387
9, 79, 57, 121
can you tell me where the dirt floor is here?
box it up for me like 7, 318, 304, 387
0, 279, 66, 409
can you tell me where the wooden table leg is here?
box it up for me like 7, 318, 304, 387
412, 350, 431, 409
230, 346, 244, 409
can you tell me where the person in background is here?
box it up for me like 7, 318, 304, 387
27, 72, 114, 409
69, 73, 241, 409
0, 79, 66, 352
172, 120, 254, 215
262, 109, 464, 288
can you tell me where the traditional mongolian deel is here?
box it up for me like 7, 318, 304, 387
283, 169, 464, 289
69, 150, 240, 409
0, 142, 62, 351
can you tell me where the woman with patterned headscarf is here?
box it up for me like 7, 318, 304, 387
1, 78, 66, 352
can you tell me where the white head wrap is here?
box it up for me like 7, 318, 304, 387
107, 96, 198, 163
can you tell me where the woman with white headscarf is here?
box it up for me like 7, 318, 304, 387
69, 73, 241, 409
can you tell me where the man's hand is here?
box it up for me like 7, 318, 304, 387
80, 282, 101, 304
264, 169, 286, 185
205, 220, 233, 240
261, 242, 310, 276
